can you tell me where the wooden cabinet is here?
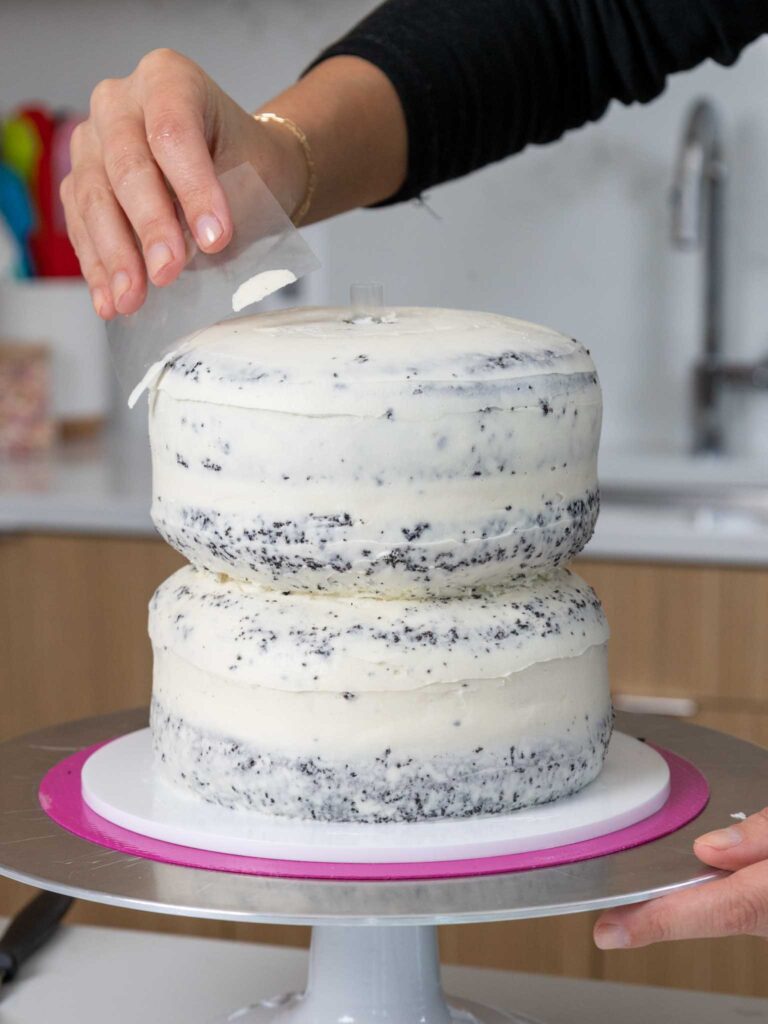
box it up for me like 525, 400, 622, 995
576, 559, 768, 705
0, 533, 182, 736
0, 532, 309, 951
1, 537, 767, 994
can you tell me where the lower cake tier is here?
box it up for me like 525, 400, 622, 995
150, 649, 612, 823
149, 565, 612, 823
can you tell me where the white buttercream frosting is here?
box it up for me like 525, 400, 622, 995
149, 565, 609, 693
148, 306, 602, 595
149, 565, 612, 822
146, 305, 611, 822
150, 305, 597, 414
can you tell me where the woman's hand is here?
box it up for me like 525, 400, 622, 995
61, 49, 307, 320
594, 808, 768, 948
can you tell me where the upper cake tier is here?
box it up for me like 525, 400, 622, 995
148, 306, 602, 595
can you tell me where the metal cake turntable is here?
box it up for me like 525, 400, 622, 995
0, 709, 761, 1023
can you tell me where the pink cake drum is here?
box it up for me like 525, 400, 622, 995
38, 732, 709, 882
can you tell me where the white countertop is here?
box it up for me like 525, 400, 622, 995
2, 921, 766, 1023
0, 431, 152, 536
1, 431, 768, 566
589, 500, 768, 566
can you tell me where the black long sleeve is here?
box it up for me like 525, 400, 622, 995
309, 0, 768, 203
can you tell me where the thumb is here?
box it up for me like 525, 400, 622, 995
694, 807, 768, 870
594, 859, 768, 948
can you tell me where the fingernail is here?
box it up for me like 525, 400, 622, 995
695, 826, 742, 850
195, 213, 223, 248
91, 287, 109, 318
146, 241, 173, 280
111, 271, 131, 312
594, 923, 630, 950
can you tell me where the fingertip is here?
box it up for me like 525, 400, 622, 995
693, 844, 743, 873
197, 183, 233, 254
91, 286, 114, 320
212, 182, 233, 247
594, 921, 632, 950
111, 271, 134, 315
118, 291, 147, 317
194, 212, 228, 253
152, 264, 183, 288
694, 829, 745, 868
147, 265, 181, 288
693, 837, 725, 864
145, 240, 177, 286
155, 262, 188, 291
217, 216, 234, 251
694, 827, 742, 852
110, 275, 147, 317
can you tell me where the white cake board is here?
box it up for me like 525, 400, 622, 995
81, 730, 669, 864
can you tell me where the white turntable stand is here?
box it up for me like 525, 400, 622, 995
0, 709, 762, 1024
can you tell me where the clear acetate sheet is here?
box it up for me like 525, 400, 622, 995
106, 162, 320, 406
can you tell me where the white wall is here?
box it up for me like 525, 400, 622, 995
2, 0, 767, 457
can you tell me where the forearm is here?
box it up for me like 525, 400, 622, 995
309, 0, 768, 203
255, 56, 408, 223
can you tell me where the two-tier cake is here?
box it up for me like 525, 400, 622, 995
146, 306, 612, 822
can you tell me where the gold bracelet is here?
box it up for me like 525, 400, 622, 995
253, 112, 316, 226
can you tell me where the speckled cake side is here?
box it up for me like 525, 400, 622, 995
151, 488, 599, 596
147, 565, 611, 695
148, 307, 603, 593
148, 567, 612, 821
150, 700, 614, 823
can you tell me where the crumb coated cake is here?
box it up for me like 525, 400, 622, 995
148, 306, 601, 596
149, 565, 612, 823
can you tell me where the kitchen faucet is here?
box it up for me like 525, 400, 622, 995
671, 97, 768, 454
